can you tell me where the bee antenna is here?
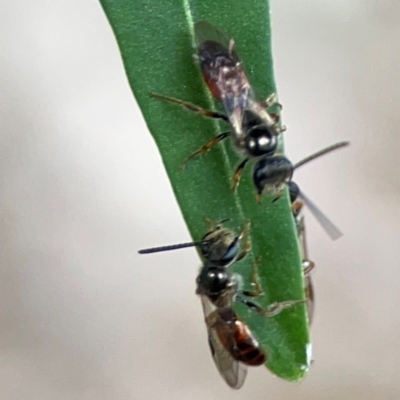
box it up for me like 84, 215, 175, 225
293, 141, 349, 170
138, 240, 208, 255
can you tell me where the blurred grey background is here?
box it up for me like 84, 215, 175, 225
1, 1, 399, 399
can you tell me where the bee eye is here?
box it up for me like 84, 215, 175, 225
245, 126, 277, 157
220, 239, 239, 265
287, 181, 300, 203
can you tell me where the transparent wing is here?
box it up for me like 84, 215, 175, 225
200, 296, 247, 389
194, 20, 231, 49
298, 190, 343, 240
194, 21, 252, 136
208, 324, 247, 389
303, 274, 315, 325
294, 203, 315, 323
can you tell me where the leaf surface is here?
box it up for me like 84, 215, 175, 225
100, 0, 310, 380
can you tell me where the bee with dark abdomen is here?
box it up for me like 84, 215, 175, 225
254, 141, 350, 240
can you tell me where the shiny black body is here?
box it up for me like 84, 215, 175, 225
195, 21, 280, 160
138, 221, 304, 389
252, 141, 349, 240
253, 155, 294, 196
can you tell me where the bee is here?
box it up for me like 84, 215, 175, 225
139, 220, 305, 388
254, 141, 350, 240
150, 20, 283, 191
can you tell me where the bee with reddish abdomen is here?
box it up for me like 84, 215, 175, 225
139, 220, 305, 388
151, 20, 284, 192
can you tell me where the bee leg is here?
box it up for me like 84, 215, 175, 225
203, 216, 215, 231
235, 222, 251, 262
291, 200, 303, 217
275, 124, 287, 133
241, 257, 264, 297
261, 93, 282, 110
261, 299, 306, 317
236, 296, 306, 317
272, 189, 285, 203
228, 38, 235, 57
150, 92, 228, 122
203, 217, 230, 232
269, 113, 280, 124
231, 158, 250, 192
268, 113, 286, 133
216, 218, 230, 228
303, 259, 315, 276
180, 131, 231, 170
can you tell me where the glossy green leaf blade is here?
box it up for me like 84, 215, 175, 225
99, 0, 310, 381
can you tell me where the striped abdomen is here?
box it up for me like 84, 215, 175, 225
215, 308, 266, 366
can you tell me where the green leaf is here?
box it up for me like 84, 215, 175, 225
99, 0, 310, 381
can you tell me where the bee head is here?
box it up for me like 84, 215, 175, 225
200, 226, 239, 267
253, 155, 293, 196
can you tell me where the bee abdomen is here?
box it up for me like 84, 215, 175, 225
233, 322, 266, 366
235, 340, 266, 366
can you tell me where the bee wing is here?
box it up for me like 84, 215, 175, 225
303, 274, 315, 325
297, 189, 343, 240
200, 296, 247, 389
207, 322, 248, 389
194, 21, 252, 135
294, 204, 315, 324
194, 21, 232, 49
